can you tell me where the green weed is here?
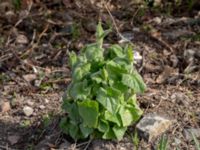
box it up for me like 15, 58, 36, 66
132, 130, 139, 150
60, 22, 146, 140
157, 135, 168, 150
12, 0, 21, 10
191, 132, 200, 150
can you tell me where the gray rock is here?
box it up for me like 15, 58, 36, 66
23, 106, 33, 116
136, 114, 172, 142
183, 128, 200, 141
8, 135, 20, 145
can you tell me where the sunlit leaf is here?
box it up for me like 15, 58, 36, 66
78, 100, 99, 128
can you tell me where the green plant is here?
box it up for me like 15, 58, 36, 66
191, 132, 200, 150
187, 0, 196, 11
71, 23, 80, 40
20, 120, 31, 127
132, 130, 140, 150
12, 0, 21, 10
42, 114, 52, 128
60, 22, 146, 140
157, 135, 168, 150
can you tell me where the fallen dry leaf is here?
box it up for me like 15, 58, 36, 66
23, 74, 37, 82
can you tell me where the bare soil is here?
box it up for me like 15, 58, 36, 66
0, 0, 199, 149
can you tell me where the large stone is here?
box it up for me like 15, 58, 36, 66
183, 128, 200, 141
136, 114, 172, 142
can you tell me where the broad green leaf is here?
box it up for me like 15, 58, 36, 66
91, 70, 103, 84
59, 117, 70, 135
69, 80, 91, 100
126, 104, 143, 122
113, 57, 130, 65
62, 97, 72, 110
127, 94, 137, 105
90, 61, 105, 73
77, 55, 87, 63
108, 44, 124, 58
113, 57, 133, 71
104, 110, 121, 126
113, 126, 127, 140
78, 100, 99, 128
106, 87, 122, 97
97, 88, 120, 114
132, 71, 146, 93
72, 63, 91, 81
69, 51, 77, 68
121, 73, 146, 93
102, 126, 115, 139
106, 61, 127, 82
67, 103, 81, 124
80, 124, 93, 138
91, 82, 101, 97
113, 81, 128, 93
118, 106, 134, 127
84, 44, 104, 61
69, 122, 79, 140
97, 119, 109, 133
127, 95, 143, 121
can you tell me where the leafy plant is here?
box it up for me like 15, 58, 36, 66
157, 135, 168, 150
60, 22, 146, 140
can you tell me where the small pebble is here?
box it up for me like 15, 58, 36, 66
8, 135, 20, 145
45, 99, 49, 103
16, 34, 29, 44
23, 106, 33, 116
39, 105, 45, 110
1, 102, 11, 112
27, 100, 34, 106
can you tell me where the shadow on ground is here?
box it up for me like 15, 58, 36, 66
0, 115, 61, 149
